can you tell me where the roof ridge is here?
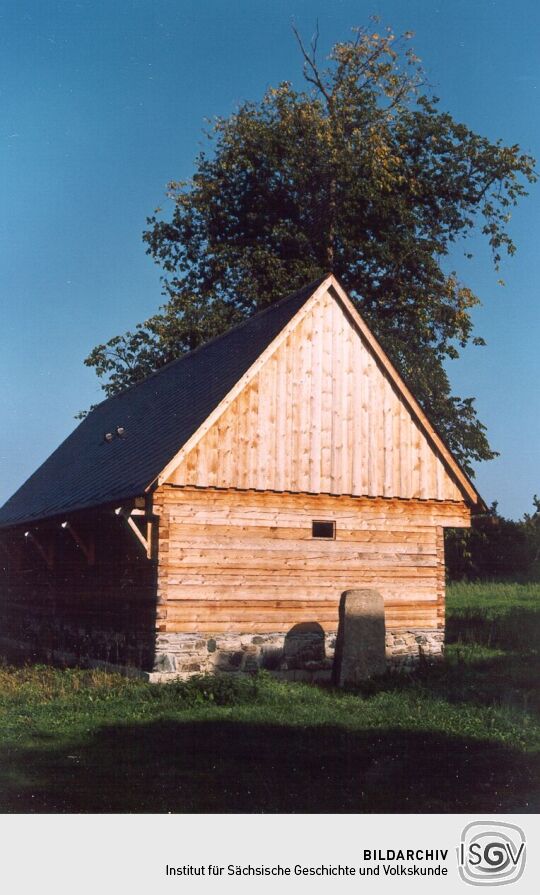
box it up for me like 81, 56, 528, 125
93, 274, 328, 411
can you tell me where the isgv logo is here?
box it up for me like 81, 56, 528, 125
458, 822, 526, 886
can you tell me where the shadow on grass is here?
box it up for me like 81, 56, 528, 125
446, 606, 540, 651
347, 650, 540, 718
0, 719, 537, 814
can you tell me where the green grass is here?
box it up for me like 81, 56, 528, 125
0, 582, 538, 813
446, 580, 540, 650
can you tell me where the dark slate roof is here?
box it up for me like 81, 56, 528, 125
0, 277, 327, 528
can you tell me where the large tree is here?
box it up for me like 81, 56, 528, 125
85, 23, 536, 474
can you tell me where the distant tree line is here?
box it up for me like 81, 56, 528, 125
445, 496, 540, 581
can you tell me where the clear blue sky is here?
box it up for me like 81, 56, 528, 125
1, 0, 539, 519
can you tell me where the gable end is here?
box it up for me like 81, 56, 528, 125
160, 277, 481, 506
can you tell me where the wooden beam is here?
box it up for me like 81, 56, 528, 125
126, 515, 149, 555
115, 507, 151, 558
24, 531, 53, 570
61, 521, 95, 565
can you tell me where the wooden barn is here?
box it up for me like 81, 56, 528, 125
0, 275, 484, 680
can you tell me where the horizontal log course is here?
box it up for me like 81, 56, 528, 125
171, 542, 437, 559
166, 522, 438, 542
162, 595, 437, 618
167, 555, 438, 573
161, 611, 440, 634
154, 485, 453, 637
161, 486, 470, 524
167, 510, 467, 530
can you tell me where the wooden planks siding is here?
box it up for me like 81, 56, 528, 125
167, 289, 464, 502
155, 487, 466, 635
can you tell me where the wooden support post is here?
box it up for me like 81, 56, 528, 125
0, 540, 10, 568
24, 531, 53, 570
146, 518, 158, 561
61, 521, 95, 565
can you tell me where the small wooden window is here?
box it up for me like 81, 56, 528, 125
312, 520, 336, 539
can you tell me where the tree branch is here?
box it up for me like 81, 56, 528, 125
292, 23, 333, 109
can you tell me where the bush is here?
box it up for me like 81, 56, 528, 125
445, 497, 540, 581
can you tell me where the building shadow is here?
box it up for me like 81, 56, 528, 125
0, 718, 537, 814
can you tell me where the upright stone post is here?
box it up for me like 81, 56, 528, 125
335, 589, 386, 686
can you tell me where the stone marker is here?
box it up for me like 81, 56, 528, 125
335, 589, 386, 685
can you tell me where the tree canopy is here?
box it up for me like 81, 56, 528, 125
445, 495, 540, 580
85, 22, 536, 474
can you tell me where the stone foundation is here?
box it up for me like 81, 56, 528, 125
149, 628, 444, 682
385, 630, 445, 671
0, 617, 444, 682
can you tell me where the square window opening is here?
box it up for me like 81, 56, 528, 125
312, 520, 336, 539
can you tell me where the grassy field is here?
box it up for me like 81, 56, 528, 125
0, 581, 538, 813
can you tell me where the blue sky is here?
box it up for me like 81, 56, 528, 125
0, 0, 538, 519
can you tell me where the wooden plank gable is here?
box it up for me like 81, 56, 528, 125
162, 279, 477, 504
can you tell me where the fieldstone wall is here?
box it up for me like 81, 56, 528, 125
149, 627, 444, 682
0, 621, 444, 681
386, 630, 445, 671
0, 612, 155, 672
151, 629, 333, 682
